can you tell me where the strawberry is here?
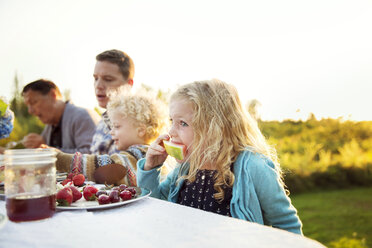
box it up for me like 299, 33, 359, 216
61, 178, 72, 186
67, 173, 75, 180
56, 187, 73, 206
72, 174, 85, 187
83, 185, 98, 201
68, 186, 82, 202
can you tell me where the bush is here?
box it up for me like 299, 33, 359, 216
329, 236, 368, 248
284, 165, 372, 194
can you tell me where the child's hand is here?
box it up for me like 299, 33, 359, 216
144, 134, 170, 171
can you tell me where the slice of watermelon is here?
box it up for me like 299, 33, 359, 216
163, 140, 186, 160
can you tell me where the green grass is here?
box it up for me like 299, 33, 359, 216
291, 187, 372, 248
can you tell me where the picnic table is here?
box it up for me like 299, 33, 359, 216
0, 196, 325, 248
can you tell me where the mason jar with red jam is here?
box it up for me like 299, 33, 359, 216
4, 149, 57, 222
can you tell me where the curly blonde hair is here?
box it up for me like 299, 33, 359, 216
107, 87, 168, 144
171, 79, 281, 201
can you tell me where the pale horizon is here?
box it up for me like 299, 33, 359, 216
1, 0, 371, 121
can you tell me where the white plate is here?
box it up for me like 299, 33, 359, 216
56, 186, 151, 210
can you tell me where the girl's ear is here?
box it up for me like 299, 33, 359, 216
137, 125, 146, 139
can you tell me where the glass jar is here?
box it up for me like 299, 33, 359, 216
4, 149, 57, 222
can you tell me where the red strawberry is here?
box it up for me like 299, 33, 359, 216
61, 178, 72, 186
83, 185, 98, 201
68, 186, 82, 202
72, 174, 85, 187
67, 173, 75, 180
56, 187, 73, 206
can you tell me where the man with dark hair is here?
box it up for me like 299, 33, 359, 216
90, 49, 135, 154
22, 79, 100, 153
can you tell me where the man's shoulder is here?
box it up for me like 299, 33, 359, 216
65, 102, 89, 114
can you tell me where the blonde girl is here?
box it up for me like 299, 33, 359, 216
137, 79, 302, 235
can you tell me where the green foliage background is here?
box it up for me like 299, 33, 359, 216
259, 118, 372, 193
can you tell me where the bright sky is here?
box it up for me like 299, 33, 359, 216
1, 0, 371, 121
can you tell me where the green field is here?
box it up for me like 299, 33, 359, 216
291, 187, 372, 248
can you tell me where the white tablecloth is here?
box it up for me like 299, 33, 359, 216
0, 197, 324, 248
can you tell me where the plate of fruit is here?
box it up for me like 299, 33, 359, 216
55, 173, 151, 210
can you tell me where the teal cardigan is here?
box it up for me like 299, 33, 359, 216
137, 149, 303, 235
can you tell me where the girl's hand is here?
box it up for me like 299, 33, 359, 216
144, 134, 170, 171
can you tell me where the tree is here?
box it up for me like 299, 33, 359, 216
140, 83, 171, 104
9, 73, 29, 118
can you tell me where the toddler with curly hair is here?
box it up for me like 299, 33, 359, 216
56, 88, 167, 186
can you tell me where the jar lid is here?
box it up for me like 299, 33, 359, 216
4, 148, 56, 155
4, 148, 57, 166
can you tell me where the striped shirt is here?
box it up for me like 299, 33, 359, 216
90, 111, 119, 155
